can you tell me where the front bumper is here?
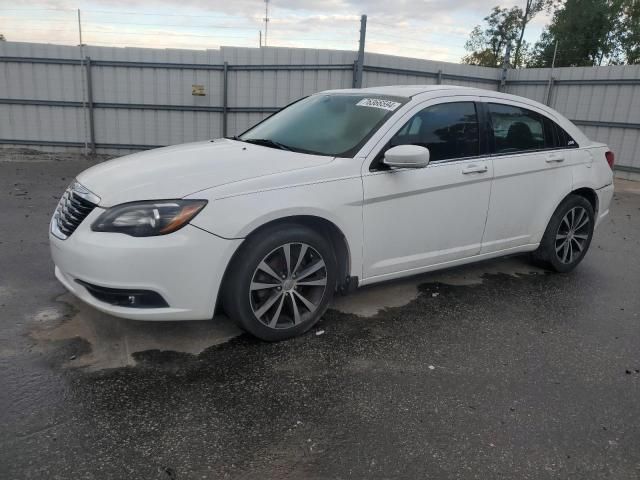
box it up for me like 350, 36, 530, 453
50, 208, 242, 321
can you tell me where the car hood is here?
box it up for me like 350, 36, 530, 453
76, 139, 335, 206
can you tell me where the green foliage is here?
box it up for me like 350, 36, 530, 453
464, 0, 639, 67
531, 0, 623, 66
618, 0, 640, 63
462, 7, 523, 67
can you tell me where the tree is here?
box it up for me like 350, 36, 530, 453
0, 34, 5, 41
513, 0, 553, 66
462, 6, 523, 67
530, 0, 623, 66
618, 0, 640, 63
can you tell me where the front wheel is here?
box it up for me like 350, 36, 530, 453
222, 224, 337, 341
532, 194, 595, 273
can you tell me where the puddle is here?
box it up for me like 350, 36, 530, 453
28, 256, 544, 370
333, 256, 545, 317
29, 294, 242, 371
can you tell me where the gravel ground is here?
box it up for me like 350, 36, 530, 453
1, 148, 639, 479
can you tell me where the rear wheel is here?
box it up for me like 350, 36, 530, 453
222, 224, 337, 341
532, 194, 595, 273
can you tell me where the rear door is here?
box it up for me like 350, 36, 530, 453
361, 97, 493, 281
479, 99, 580, 254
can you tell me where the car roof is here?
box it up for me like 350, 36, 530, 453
319, 84, 551, 104
319, 84, 466, 98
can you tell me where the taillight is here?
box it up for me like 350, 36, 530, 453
605, 151, 615, 170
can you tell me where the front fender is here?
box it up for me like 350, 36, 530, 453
188, 178, 365, 277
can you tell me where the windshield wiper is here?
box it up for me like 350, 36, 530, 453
242, 138, 292, 151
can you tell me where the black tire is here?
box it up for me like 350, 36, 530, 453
531, 194, 595, 273
221, 223, 337, 341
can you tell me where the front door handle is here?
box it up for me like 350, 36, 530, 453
546, 154, 565, 163
462, 164, 488, 174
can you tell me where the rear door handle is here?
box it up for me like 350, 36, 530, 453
546, 154, 565, 163
462, 164, 488, 174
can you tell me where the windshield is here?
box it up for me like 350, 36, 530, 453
239, 94, 408, 157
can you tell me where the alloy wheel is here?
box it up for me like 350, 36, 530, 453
249, 242, 328, 329
555, 206, 590, 264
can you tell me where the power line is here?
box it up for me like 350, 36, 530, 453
368, 20, 468, 38
368, 20, 409, 28
84, 21, 257, 30
1, 7, 246, 20
0, 27, 255, 40
85, 40, 255, 48
369, 35, 464, 50
83, 9, 243, 19
4, 18, 258, 31
1, 8, 76, 12
82, 30, 255, 39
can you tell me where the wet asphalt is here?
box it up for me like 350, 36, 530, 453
1, 150, 639, 479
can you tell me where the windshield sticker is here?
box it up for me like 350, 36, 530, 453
356, 98, 402, 111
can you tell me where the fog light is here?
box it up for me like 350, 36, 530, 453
75, 280, 169, 308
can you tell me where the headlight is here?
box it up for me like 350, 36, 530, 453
91, 200, 207, 237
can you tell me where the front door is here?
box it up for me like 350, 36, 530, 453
361, 99, 493, 282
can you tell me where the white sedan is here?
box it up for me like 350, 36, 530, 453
50, 85, 615, 340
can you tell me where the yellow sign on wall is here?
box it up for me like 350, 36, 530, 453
192, 85, 206, 96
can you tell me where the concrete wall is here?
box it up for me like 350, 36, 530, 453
1, 41, 638, 175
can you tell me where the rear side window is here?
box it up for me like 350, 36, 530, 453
488, 103, 544, 153
389, 102, 479, 162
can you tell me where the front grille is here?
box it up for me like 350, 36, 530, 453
52, 182, 99, 239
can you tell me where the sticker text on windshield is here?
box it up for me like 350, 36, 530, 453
356, 98, 402, 111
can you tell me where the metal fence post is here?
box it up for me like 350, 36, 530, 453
77, 9, 88, 156
545, 41, 558, 106
437, 69, 442, 85
222, 61, 228, 137
499, 43, 511, 92
546, 77, 556, 106
352, 61, 358, 88
84, 56, 96, 156
354, 14, 367, 88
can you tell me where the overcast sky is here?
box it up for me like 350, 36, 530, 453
0, 0, 551, 63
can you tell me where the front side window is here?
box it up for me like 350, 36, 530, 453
240, 94, 408, 157
388, 102, 479, 162
488, 103, 544, 153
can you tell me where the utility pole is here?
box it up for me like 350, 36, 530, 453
263, 0, 269, 47
259, 30, 262, 48
354, 14, 367, 88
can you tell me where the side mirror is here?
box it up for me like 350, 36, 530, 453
383, 145, 430, 169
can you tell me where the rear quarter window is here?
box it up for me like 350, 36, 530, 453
554, 123, 579, 148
